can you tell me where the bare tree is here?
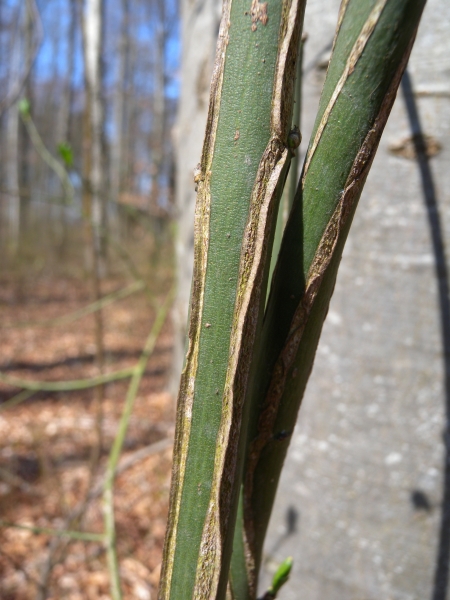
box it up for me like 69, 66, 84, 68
81, 0, 106, 268
148, 0, 166, 212
57, 0, 77, 147
110, 0, 130, 213
80, 0, 106, 461
4, 13, 21, 252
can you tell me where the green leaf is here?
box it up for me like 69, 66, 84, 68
269, 556, 293, 596
57, 142, 74, 168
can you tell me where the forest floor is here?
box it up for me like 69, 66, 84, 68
0, 233, 175, 600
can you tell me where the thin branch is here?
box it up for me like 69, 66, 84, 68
0, 389, 35, 412
20, 110, 74, 204
0, 520, 105, 542
1, 280, 145, 330
34, 436, 172, 598
113, 436, 173, 479
0, 367, 135, 394
103, 286, 175, 600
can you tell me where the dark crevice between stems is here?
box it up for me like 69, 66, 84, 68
401, 70, 450, 600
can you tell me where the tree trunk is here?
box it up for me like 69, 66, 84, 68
110, 0, 129, 216
82, 0, 106, 270
57, 0, 76, 146
5, 23, 21, 254
80, 0, 106, 478
148, 0, 166, 213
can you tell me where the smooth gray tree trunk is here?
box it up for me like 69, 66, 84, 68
82, 0, 105, 267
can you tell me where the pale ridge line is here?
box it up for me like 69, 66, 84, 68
160, 1, 233, 596
303, 0, 388, 179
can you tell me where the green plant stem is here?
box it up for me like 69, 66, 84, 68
287, 34, 305, 213
236, 0, 426, 593
0, 389, 35, 412
103, 287, 174, 600
0, 520, 105, 542
1, 280, 145, 329
20, 112, 74, 204
0, 367, 135, 393
267, 34, 306, 302
160, 2, 306, 598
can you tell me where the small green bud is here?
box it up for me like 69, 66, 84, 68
58, 142, 74, 168
18, 98, 31, 116
269, 556, 293, 596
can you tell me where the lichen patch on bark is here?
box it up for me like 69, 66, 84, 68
250, 0, 268, 31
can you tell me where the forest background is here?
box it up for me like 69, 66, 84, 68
1, 0, 178, 598
0, 0, 449, 599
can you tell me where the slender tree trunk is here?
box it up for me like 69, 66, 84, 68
19, 0, 34, 195
81, 0, 106, 469
55, 0, 76, 255
233, 1, 427, 595
110, 0, 129, 218
121, 34, 136, 202
148, 0, 166, 212
82, 0, 105, 269
57, 0, 76, 146
5, 27, 21, 254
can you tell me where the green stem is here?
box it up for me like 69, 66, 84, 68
0, 389, 35, 412
20, 112, 74, 204
103, 287, 174, 600
239, 0, 426, 592
0, 520, 105, 542
267, 34, 306, 303
0, 367, 135, 392
160, 2, 306, 599
1, 280, 145, 329
287, 34, 305, 212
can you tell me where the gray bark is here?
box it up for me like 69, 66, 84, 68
110, 0, 129, 211
5, 21, 21, 251
56, 0, 76, 146
148, 0, 166, 212
171, 0, 222, 393
82, 0, 105, 264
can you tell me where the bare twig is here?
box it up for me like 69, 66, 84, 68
20, 110, 74, 204
0, 280, 145, 330
0, 520, 105, 542
0, 389, 35, 412
34, 436, 172, 598
0, 367, 135, 395
103, 286, 175, 600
